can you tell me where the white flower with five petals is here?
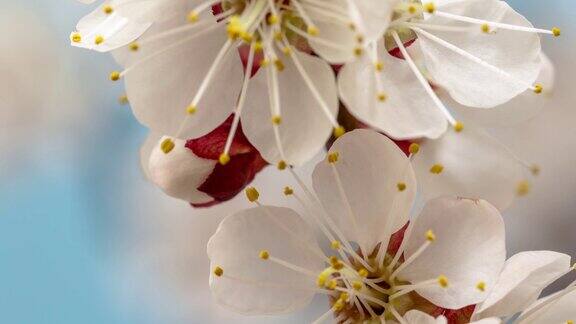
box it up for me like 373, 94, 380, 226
207, 129, 508, 322
339, 0, 558, 139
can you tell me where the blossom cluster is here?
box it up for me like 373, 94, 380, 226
71, 0, 573, 323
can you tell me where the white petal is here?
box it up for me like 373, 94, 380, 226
417, 0, 541, 108
242, 51, 338, 166
112, 0, 195, 23
471, 319, 502, 324
518, 287, 576, 324
72, 3, 151, 52
148, 136, 215, 204
449, 54, 555, 128
473, 251, 571, 320
312, 129, 416, 253
399, 197, 506, 309
124, 23, 243, 139
411, 127, 525, 211
404, 310, 447, 324
338, 44, 447, 140
207, 206, 323, 315
140, 131, 162, 180
305, 0, 396, 63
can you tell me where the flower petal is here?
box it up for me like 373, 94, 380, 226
518, 287, 576, 324
72, 2, 152, 52
338, 44, 447, 140
312, 129, 416, 253
207, 206, 323, 315
411, 127, 525, 211
449, 54, 555, 128
140, 131, 162, 180
473, 251, 571, 320
404, 310, 448, 324
417, 0, 541, 108
148, 136, 215, 204
242, 51, 338, 166
399, 197, 506, 309
124, 23, 243, 139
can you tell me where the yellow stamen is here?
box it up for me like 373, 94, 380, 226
552, 27, 561, 37
71, 32, 82, 43
426, 229, 436, 242
283, 186, 294, 196
186, 105, 197, 115
94, 35, 104, 45
307, 26, 319, 36
516, 180, 530, 196
272, 115, 282, 125
219, 153, 230, 165
454, 121, 464, 132
430, 164, 444, 174
259, 250, 270, 260
333, 126, 346, 138
533, 84, 543, 94
187, 11, 199, 23
438, 275, 449, 288
109, 71, 121, 81
160, 138, 175, 154
409, 143, 420, 155
213, 266, 224, 277
397, 182, 407, 192
103, 5, 113, 14
481, 23, 490, 33
476, 281, 486, 292
129, 42, 139, 51
328, 152, 339, 164
424, 2, 435, 14
330, 240, 341, 250
277, 160, 287, 170
245, 186, 260, 202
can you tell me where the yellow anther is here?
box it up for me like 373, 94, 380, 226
94, 35, 104, 45
330, 240, 341, 250
253, 41, 263, 52
329, 256, 339, 266
438, 275, 449, 288
356, 34, 364, 44
274, 59, 285, 71
333, 126, 346, 138
277, 160, 288, 170
71, 32, 82, 43
283, 186, 294, 196
352, 281, 363, 291
118, 94, 129, 105
430, 164, 444, 174
267, 15, 279, 25
533, 84, 543, 94
408, 5, 417, 14
481, 23, 490, 33
272, 115, 282, 125
307, 26, 319, 36
260, 58, 270, 67
129, 42, 139, 51
282, 46, 292, 55
424, 2, 436, 14
454, 121, 464, 132
226, 17, 242, 40
333, 299, 345, 311
186, 105, 197, 115
245, 186, 260, 202
348, 22, 356, 31
354, 47, 363, 57
160, 138, 175, 154
374, 61, 384, 72
339, 292, 349, 302
328, 152, 340, 164
187, 11, 199, 23
377, 92, 387, 102
426, 229, 436, 242
476, 281, 486, 292
516, 180, 531, 196
109, 71, 121, 81
274, 31, 282, 41
317, 275, 327, 287
552, 27, 561, 37
241, 32, 253, 43
219, 153, 230, 165
332, 261, 344, 270
409, 143, 420, 155
567, 321, 574, 324
327, 279, 338, 290
103, 5, 113, 14
530, 164, 541, 176
397, 182, 407, 192
259, 250, 270, 260
213, 266, 224, 277
358, 268, 369, 278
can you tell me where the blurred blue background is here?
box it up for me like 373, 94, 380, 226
0, 1, 574, 323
